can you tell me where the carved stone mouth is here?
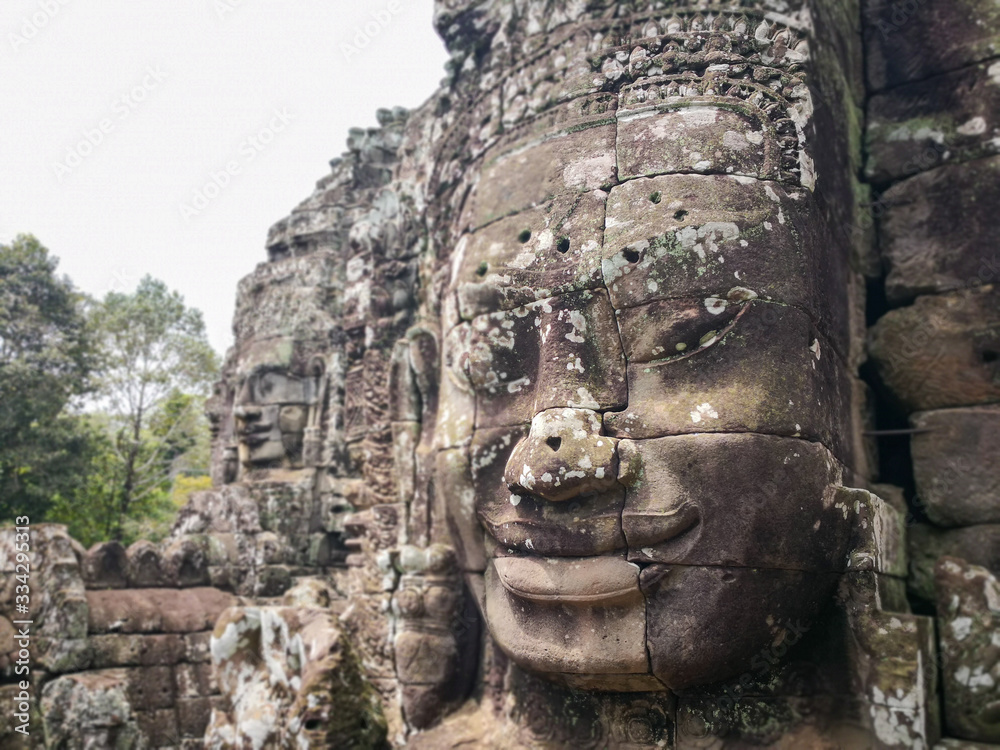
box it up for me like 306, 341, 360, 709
491, 555, 643, 605
239, 427, 274, 443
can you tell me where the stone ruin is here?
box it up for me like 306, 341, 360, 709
3, 0, 1000, 747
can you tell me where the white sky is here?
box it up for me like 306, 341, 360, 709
0, 0, 449, 355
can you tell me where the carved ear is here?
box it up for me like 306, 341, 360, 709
407, 326, 440, 432
839, 486, 907, 577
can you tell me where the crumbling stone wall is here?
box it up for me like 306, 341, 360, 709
0, 525, 237, 748
861, 0, 1000, 745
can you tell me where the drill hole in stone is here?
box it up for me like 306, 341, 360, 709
674, 210, 688, 221
518, 229, 532, 243
305, 719, 323, 731
983, 350, 998, 364
556, 237, 571, 254
649, 191, 662, 204
476, 261, 489, 277
546, 436, 562, 452
623, 247, 641, 263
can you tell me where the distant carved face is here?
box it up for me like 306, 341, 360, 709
436, 105, 856, 690
234, 369, 313, 468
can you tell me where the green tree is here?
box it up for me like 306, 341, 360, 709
86, 276, 219, 541
0, 235, 98, 521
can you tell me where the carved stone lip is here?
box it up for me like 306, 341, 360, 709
239, 427, 274, 444
491, 555, 642, 605
622, 501, 701, 549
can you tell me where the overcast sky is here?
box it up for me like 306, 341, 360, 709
1, 0, 449, 355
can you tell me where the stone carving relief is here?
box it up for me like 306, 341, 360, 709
13, 1, 1000, 748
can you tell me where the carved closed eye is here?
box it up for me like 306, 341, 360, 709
616, 297, 749, 363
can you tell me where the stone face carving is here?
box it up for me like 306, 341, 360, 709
232, 344, 325, 471
423, 0, 869, 701
19, 0, 1000, 746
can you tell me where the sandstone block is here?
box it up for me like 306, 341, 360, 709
464, 289, 627, 430
87, 588, 236, 634
911, 407, 1000, 527
605, 302, 855, 468
89, 633, 185, 668
909, 525, 1000, 603
82, 541, 128, 589
175, 662, 217, 699
121, 665, 176, 711
867, 60, 1000, 183
484, 556, 649, 678
454, 192, 607, 320
470, 423, 626, 558
176, 696, 216, 738
936, 557, 1000, 742
126, 539, 170, 588
135, 708, 180, 747
461, 115, 617, 230
869, 286, 1000, 413
183, 631, 213, 664
601, 173, 850, 360
863, 0, 1000, 92
41, 670, 142, 749
162, 537, 210, 588
619, 434, 855, 572
880, 157, 1000, 303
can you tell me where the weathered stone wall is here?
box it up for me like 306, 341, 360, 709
862, 0, 1000, 745
0, 525, 237, 748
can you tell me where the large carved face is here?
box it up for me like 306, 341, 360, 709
233, 341, 320, 470
435, 72, 858, 690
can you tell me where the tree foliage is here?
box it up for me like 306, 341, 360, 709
0, 235, 98, 520
85, 276, 219, 541
0, 236, 220, 544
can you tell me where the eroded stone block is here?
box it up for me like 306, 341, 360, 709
463, 289, 627, 429
604, 302, 855, 467
911, 406, 1000, 527
868, 286, 1000, 413
909, 525, 1000, 603
880, 157, 1000, 303
41, 670, 142, 749
454, 192, 607, 320
82, 541, 128, 589
126, 540, 169, 588
936, 557, 1000, 742
461, 116, 617, 230
863, 0, 1000, 92
618, 434, 851, 572
867, 60, 1000, 183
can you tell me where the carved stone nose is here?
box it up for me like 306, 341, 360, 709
504, 408, 619, 502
